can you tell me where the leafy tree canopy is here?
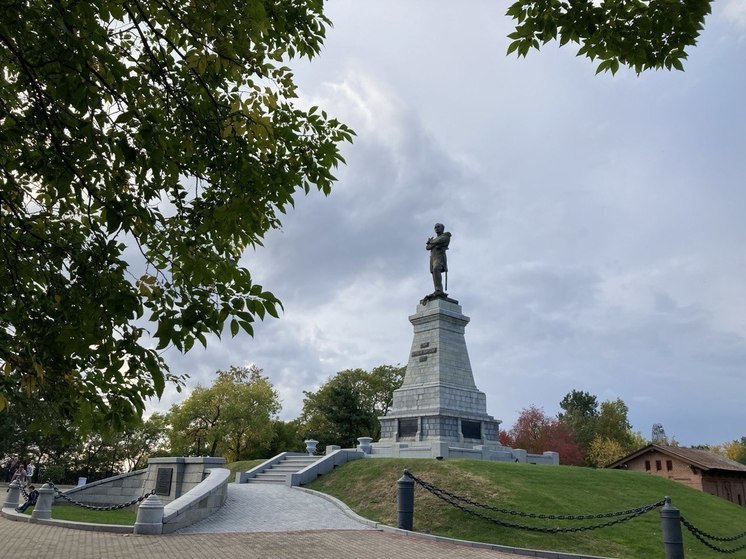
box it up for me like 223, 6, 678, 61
558, 389, 599, 452
506, 404, 584, 465
300, 365, 405, 449
506, 0, 713, 74
596, 398, 633, 445
0, 1, 353, 428
168, 365, 280, 461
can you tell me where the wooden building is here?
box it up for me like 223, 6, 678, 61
608, 444, 746, 507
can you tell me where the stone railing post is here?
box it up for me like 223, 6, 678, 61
3, 480, 21, 509
304, 439, 318, 456
660, 496, 685, 559
134, 494, 164, 535
31, 483, 54, 521
397, 470, 414, 531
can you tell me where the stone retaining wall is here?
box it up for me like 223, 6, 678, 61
57, 470, 148, 507
161, 467, 229, 533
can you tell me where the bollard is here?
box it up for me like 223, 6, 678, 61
3, 480, 22, 510
31, 483, 54, 521
660, 496, 685, 559
134, 494, 164, 535
397, 470, 414, 531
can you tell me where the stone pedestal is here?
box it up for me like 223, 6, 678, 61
144, 457, 225, 505
377, 298, 501, 455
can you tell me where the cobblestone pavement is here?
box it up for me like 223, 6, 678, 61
2, 482, 534, 558
178, 483, 373, 533
1, 516, 526, 559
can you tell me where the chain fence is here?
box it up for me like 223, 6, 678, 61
680, 516, 746, 555
47, 481, 154, 511
405, 471, 665, 533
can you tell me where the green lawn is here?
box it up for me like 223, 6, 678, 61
17, 505, 136, 525
306, 458, 746, 559
225, 459, 267, 480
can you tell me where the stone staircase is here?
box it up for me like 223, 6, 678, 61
246, 455, 322, 484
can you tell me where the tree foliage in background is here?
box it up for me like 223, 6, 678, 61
505, 405, 584, 465
555, 390, 645, 466
595, 398, 634, 447
708, 437, 746, 465
300, 365, 405, 449
1, 410, 168, 483
506, 0, 713, 74
558, 389, 599, 454
585, 435, 628, 468
0, 0, 352, 430
267, 418, 305, 456
168, 365, 280, 460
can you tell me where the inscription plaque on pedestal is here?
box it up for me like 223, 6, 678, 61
155, 467, 173, 496
461, 420, 482, 440
398, 418, 418, 438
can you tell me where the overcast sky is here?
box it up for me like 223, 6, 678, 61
151, 0, 746, 447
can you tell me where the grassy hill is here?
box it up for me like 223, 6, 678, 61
306, 458, 746, 559
225, 459, 266, 480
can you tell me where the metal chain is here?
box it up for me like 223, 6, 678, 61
407, 471, 665, 522
680, 517, 746, 542
428, 485, 660, 533
680, 516, 746, 554
47, 481, 154, 511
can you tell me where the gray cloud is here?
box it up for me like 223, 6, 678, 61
148, 1, 746, 448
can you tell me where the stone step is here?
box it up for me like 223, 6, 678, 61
251, 472, 287, 483
243, 455, 323, 483
269, 466, 309, 473
246, 477, 285, 484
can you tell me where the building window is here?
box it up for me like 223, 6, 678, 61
645, 460, 651, 471
666, 460, 673, 472
656, 460, 662, 471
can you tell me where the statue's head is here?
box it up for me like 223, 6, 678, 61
434, 223, 444, 234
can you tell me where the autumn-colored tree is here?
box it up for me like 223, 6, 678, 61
709, 438, 746, 465
586, 435, 628, 468
508, 405, 583, 465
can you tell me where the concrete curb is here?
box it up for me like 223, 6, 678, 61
1, 506, 133, 533
294, 487, 382, 529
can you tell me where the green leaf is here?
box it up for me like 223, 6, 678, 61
0, 0, 351, 434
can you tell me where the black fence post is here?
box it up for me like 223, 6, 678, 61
397, 469, 414, 530
660, 496, 685, 559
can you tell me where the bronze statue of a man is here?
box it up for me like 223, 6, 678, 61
426, 222, 451, 296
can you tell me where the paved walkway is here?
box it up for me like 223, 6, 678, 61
2, 483, 533, 558
1, 517, 525, 559
178, 483, 373, 533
